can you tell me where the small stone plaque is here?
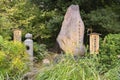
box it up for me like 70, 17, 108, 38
13, 29, 21, 42
89, 33, 100, 54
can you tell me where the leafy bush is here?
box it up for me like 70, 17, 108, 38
104, 64, 120, 80
34, 43, 49, 61
98, 34, 120, 73
0, 36, 29, 78
36, 55, 102, 80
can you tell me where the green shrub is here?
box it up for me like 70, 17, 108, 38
0, 36, 29, 78
104, 63, 120, 80
36, 55, 102, 80
34, 43, 49, 61
98, 34, 120, 73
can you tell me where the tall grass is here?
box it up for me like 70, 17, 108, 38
0, 72, 23, 80
36, 55, 104, 80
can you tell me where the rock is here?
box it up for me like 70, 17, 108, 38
57, 5, 85, 55
42, 59, 50, 65
118, 55, 120, 58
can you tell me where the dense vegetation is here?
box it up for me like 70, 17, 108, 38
36, 55, 120, 80
36, 34, 120, 80
99, 34, 120, 73
0, 0, 120, 44
0, 0, 120, 80
0, 36, 28, 79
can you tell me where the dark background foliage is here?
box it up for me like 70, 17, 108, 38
0, 0, 120, 48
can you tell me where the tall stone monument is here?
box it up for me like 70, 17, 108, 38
57, 5, 85, 56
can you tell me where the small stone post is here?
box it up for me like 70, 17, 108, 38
24, 33, 33, 68
89, 33, 101, 54
13, 29, 22, 42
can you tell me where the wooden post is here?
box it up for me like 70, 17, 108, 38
13, 29, 22, 42
89, 33, 101, 54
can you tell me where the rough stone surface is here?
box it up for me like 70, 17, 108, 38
57, 5, 85, 55
25, 33, 32, 39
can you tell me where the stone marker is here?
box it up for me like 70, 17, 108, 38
57, 5, 85, 56
24, 33, 33, 68
13, 29, 21, 42
89, 33, 100, 54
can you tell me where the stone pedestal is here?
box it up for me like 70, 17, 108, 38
24, 33, 33, 69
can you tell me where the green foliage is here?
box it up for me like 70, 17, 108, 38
31, 10, 63, 43
98, 34, 120, 73
30, 0, 120, 45
36, 55, 102, 80
0, 0, 120, 44
0, 72, 23, 80
0, 0, 38, 39
86, 6, 120, 32
105, 62, 120, 80
104, 64, 120, 80
36, 55, 119, 80
0, 0, 119, 79
0, 0, 37, 28
34, 43, 49, 61
0, 35, 28, 78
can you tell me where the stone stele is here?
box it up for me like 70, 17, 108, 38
57, 5, 85, 56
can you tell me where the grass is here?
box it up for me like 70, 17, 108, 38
0, 72, 23, 80
0, 54, 119, 80
36, 55, 103, 80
